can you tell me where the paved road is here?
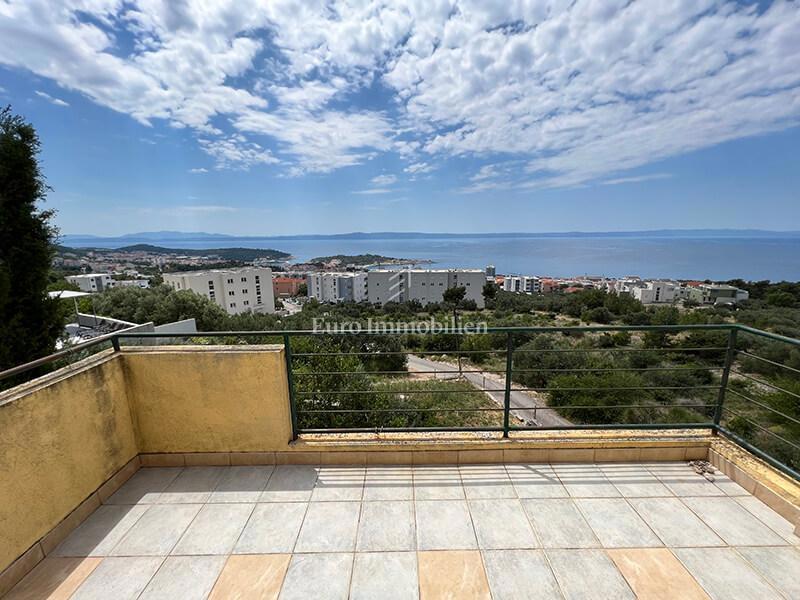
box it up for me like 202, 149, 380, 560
407, 355, 572, 427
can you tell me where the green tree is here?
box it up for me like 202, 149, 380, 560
482, 281, 497, 303
0, 107, 64, 371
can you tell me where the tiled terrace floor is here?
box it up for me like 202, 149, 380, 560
6, 462, 800, 599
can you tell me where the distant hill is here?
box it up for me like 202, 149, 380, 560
61, 228, 800, 245
58, 244, 291, 262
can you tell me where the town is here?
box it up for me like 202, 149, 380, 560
62, 254, 750, 318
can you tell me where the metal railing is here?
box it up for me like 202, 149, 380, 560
1, 324, 798, 481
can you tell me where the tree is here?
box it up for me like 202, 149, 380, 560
442, 286, 468, 375
482, 281, 497, 303
297, 283, 308, 296
0, 107, 64, 371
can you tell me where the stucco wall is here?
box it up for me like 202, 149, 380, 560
0, 353, 138, 570
122, 345, 293, 453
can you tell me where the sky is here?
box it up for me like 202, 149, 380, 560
0, 0, 799, 236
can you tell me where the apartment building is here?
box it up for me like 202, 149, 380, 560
503, 275, 541, 294
163, 266, 275, 315
66, 273, 114, 292
272, 276, 304, 298
684, 284, 750, 305
368, 269, 485, 308
631, 280, 678, 304
307, 272, 368, 303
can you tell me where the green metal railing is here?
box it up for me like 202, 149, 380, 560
1, 323, 798, 481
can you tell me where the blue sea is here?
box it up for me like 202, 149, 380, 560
64, 235, 800, 281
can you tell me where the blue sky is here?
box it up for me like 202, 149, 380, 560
1, 0, 799, 236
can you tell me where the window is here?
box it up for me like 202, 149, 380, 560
241, 277, 247, 282
255, 276, 260, 283
209, 291, 215, 300
208, 280, 214, 288
242, 289, 248, 294
227, 278, 234, 284
228, 290, 235, 296
243, 300, 249, 306
229, 302, 236, 308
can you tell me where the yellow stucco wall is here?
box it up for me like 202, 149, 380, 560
121, 345, 293, 453
0, 352, 138, 571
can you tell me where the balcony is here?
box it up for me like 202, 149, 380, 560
1, 326, 798, 599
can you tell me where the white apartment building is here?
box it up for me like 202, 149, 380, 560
368, 269, 485, 308
307, 272, 368, 303
163, 266, 275, 315
631, 280, 678, 304
66, 273, 114, 293
503, 275, 541, 294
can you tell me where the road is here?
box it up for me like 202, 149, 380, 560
406, 355, 572, 427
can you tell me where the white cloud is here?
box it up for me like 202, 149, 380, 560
600, 173, 673, 186
34, 90, 69, 107
188, 167, 208, 174
371, 174, 397, 186
1, 0, 799, 184
352, 188, 394, 195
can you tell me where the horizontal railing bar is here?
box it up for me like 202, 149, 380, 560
298, 404, 716, 414
296, 389, 500, 395
294, 369, 508, 376
116, 324, 737, 338
716, 426, 800, 481
735, 324, 800, 347
511, 347, 727, 354
293, 366, 723, 377
510, 385, 720, 392
721, 407, 800, 451
297, 408, 504, 413
299, 426, 507, 433
511, 366, 723, 373
736, 351, 800, 376
294, 385, 720, 395
510, 423, 715, 431
0, 334, 117, 381
730, 370, 800, 400
726, 388, 800, 426
291, 350, 507, 357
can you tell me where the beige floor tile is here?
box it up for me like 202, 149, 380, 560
110, 504, 202, 556
208, 555, 290, 600
311, 467, 365, 501
234, 503, 307, 554
171, 503, 254, 555
505, 464, 568, 498
460, 465, 516, 499
294, 501, 361, 552
259, 465, 318, 502
4, 558, 101, 600
363, 467, 414, 501
356, 501, 415, 552
608, 549, 709, 600
552, 464, 620, 498
418, 550, 491, 600
413, 467, 464, 500
627, 497, 723, 547
415, 500, 477, 550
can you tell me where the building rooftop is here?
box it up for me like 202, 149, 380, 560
5, 461, 798, 599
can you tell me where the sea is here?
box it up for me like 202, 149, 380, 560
63, 234, 800, 281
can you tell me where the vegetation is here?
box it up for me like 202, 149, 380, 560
57, 244, 290, 262
0, 107, 64, 371
307, 254, 413, 266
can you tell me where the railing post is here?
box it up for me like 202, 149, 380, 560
714, 328, 738, 428
283, 333, 299, 440
503, 332, 514, 438
111, 335, 120, 352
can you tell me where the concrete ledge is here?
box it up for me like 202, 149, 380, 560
709, 438, 800, 531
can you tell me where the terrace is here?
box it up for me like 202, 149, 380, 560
1, 325, 798, 599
